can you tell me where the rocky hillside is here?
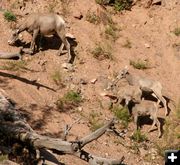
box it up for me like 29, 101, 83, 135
0, 0, 180, 165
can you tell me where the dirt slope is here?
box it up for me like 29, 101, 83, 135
0, 0, 180, 165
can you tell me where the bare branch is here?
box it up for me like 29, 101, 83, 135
73, 150, 125, 165
62, 118, 81, 141
0, 90, 125, 165
79, 118, 115, 148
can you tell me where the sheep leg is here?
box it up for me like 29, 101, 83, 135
57, 31, 71, 63
152, 91, 168, 116
30, 29, 39, 54
156, 118, 161, 138
134, 115, 139, 130
148, 117, 156, 133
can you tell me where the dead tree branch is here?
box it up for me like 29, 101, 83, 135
0, 90, 125, 165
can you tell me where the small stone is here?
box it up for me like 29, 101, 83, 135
61, 63, 74, 72
144, 43, 150, 48
77, 107, 83, 112
80, 78, 88, 85
105, 153, 109, 157
73, 11, 83, 19
90, 78, 97, 84
152, 0, 162, 5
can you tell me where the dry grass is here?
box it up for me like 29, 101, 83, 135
91, 44, 114, 60
130, 59, 150, 70
86, 11, 100, 24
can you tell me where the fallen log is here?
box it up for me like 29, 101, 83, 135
0, 89, 125, 165
0, 49, 22, 60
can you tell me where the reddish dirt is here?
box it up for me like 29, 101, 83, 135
0, 0, 180, 165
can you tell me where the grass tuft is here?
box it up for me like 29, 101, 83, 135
130, 129, 148, 143
51, 70, 65, 88
0, 61, 28, 71
86, 11, 100, 24
130, 59, 150, 70
173, 27, 180, 36
56, 91, 82, 111
91, 44, 113, 60
112, 105, 131, 128
4, 10, 16, 22
88, 111, 103, 131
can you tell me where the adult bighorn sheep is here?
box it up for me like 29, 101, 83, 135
116, 67, 168, 116
132, 100, 161, 138
8, 13, 72, 62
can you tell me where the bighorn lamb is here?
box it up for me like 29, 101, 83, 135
102, 85, 142, 106
116, 67, 168, 116
8, 13, 71, 62
132, 100, 161, 138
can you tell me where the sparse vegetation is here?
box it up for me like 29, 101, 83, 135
113, 0, 133, 11
96, 0, 133, 11
0, 155, 8, 162
105, 23, 119, 40
176, 100, 180, 119
122, 39, 132, 48
88, 111, 103, 131
173, 27, 180, 36
112, 105, 131, 128
91, 44, 113, 60
56, 91, 82, 111
130, 129, 148, 143
130, 59, 150, 70
51, 70, 65, 88
86, 11, 100, 24
0, 61, 28, 71
3, 10, 16, 22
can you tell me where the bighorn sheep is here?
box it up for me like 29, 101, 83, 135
131, 100, 161, 138
116, 67, 168, 116
8, 13, 72, 62
102, 85, 142, 106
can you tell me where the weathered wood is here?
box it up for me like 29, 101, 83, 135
0, 90, 124, 165
0, 51, 22, 59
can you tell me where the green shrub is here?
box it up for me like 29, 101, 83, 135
56, 91, 82, 111
95, 0, 133, 11
114, 0, 133, 11
131, 129, 148, 143
112, 105, 131, 128
4, 10, 16, 22
173, 27, 180, 36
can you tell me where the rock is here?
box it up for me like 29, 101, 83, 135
61, 63, 74, 72
73, 11, 83, 20
144, 43, 150, 48
77, 107, 83, 112
152, 0, 162, 5
79, 78, 88, 85
90, 78, 97, 84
